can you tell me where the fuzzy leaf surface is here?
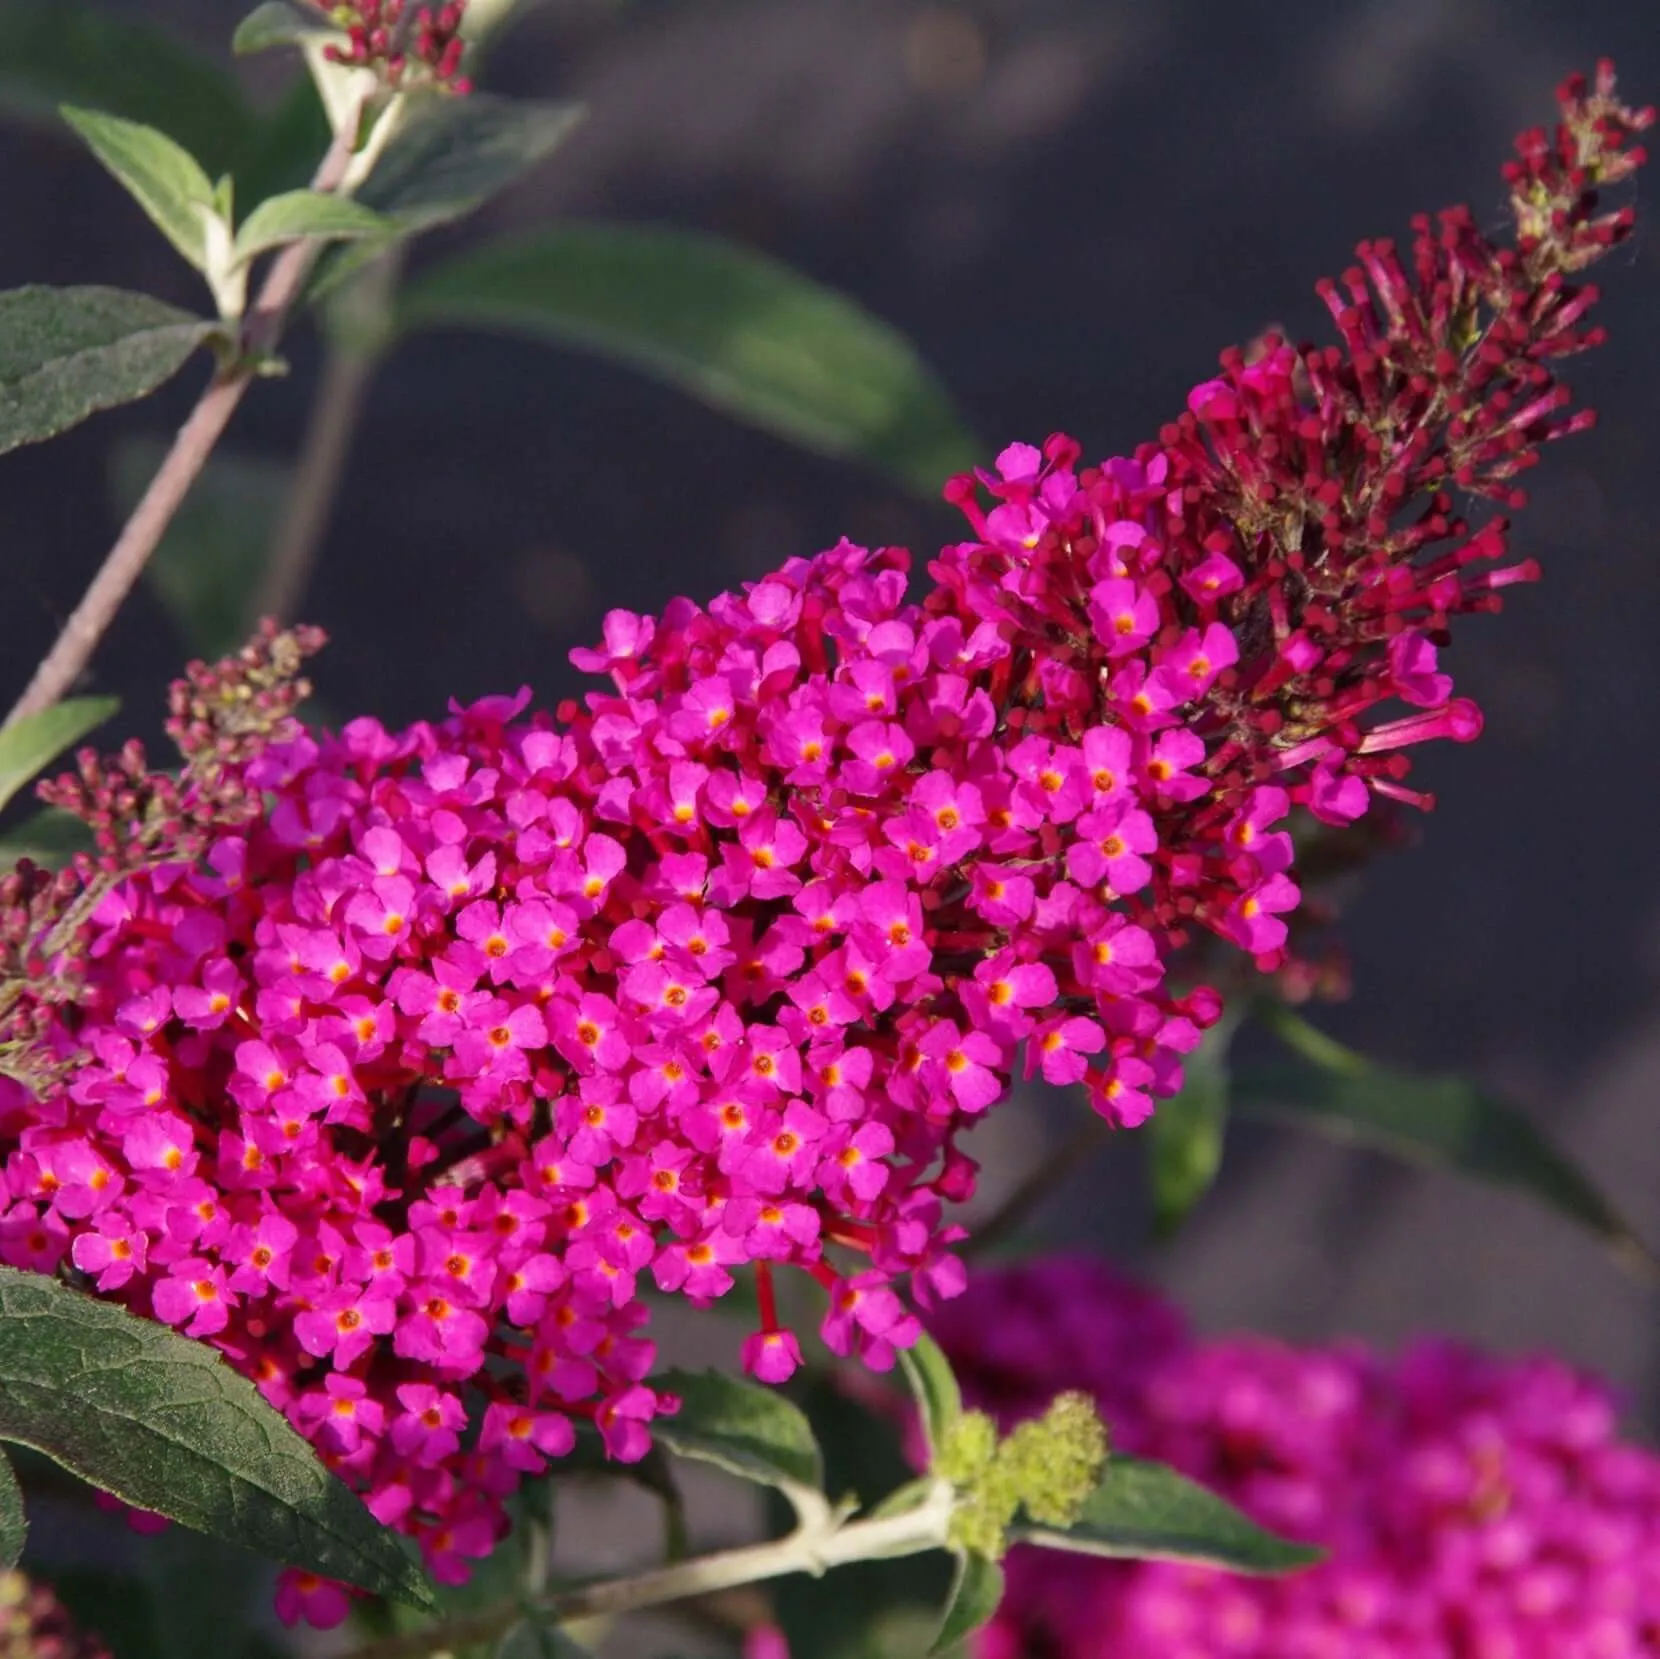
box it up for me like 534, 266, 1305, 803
651, 1368, 823, 1500
0, 1267, 434, 1605
0, 286, 213, 454
0, 1451, 23, 1568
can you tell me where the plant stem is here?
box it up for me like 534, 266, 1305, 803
3, 116, 361, 729
250, 339, 376, 626
250, 247, 405, 626
337, 1483, 955, 1659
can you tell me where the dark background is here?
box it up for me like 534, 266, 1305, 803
3, 0, 1658, 1404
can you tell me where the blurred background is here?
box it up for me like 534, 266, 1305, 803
2, 0, 1659, 1438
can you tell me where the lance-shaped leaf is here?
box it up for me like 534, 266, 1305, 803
1145, 1012, 1241, 1239
1012, 1456, 1321, 1572
898, 1331, 962, 1464
356, 94, 583, 230
307, 93, 582, 300
0, 0, 255, 173
0, 695, 118, 815
0, 286, 215, 455
60, 107, 220, 271
0, 1266, 434, 1606
928, 1550, 1003, 1657
232, 190, 391, 267
0, 1451, 24, 1569
1236, 1005, 1657, 1280
397, 224, 979, 493
651, 1368, 825, 1519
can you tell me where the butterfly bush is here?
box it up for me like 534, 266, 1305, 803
0, 65, 1645, 1607
933, 1257, 1660, 1659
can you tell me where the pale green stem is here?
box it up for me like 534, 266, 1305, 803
337, 1482, 955, 1659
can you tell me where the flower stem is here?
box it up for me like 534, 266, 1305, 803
337, 1482, 955, 1659
3, 115, 362, 729
250, 247, 404, 626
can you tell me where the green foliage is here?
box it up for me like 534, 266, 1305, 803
896, 1330, 961, 1463
0, 695, 118, 815
495, 1620, 596, 1658
1146, 1011, 1241, 1238
652, 1368, 825, 1513
0, 0, 255, 173
232, 0, 343, 57
1236, 1004, 1654, 1274
232, 189, 392, 267
109, 439, 292, 661
60, 106, 221, 271
397, 224, 979, 493
309, 93, 584, 298
0, 1452, 22, 1568
1012, 1455, 1322, 1572
929, 1550, 1003, 1656
0, 809, 93, 870
0, 286, 215, 456
0, 1266, 434, 1605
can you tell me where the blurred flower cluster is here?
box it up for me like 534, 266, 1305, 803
934, 1257, 1660, 1659
0, 1570, 107, 1659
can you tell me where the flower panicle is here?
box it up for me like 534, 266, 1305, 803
319, 0, 472, 93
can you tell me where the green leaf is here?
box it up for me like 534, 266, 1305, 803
397, 224, 979, 494
60, 106, 220, 270
897, 1331, 961, 1464
0, 0, 255, 173
232, 189, 391, 266
233, 0, 341, 55
0, 696, 119, 815
1012, 1456, 1321, 1572
929, 1551, 1003, 1657
1236, 1005, 1657, 1278
651, 1368, 824, 1501
495, 1621, 595, 1658
307, 93, 582, 299
0, 286, 215, 455
1146, 1012, 1240, 1239
0, 808, 94, 870
0, 1450, 24, 1568
110, 439, 292, 662
356, 93, 583, 230
0, 1266, 434, 1606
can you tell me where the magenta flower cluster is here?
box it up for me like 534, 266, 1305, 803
934, 1258, 1660, 1659
0, 62, 1644, 1620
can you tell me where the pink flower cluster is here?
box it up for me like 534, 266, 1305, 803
0, 63, 1644, 1614
935, 1258, 1660, 1659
